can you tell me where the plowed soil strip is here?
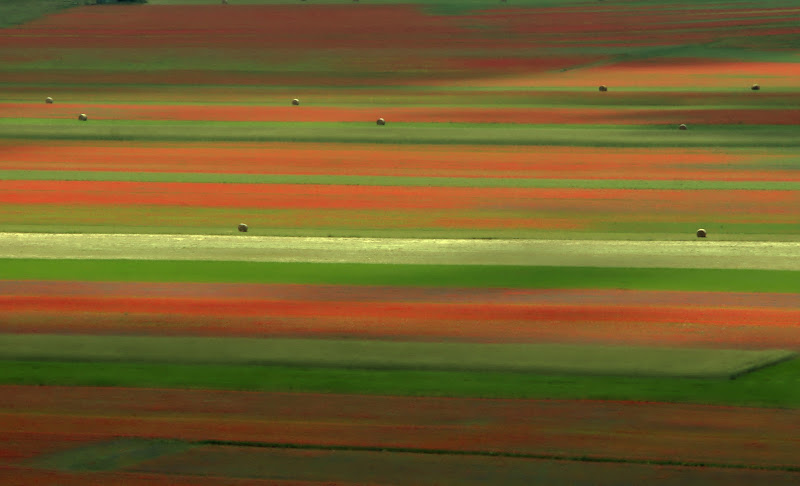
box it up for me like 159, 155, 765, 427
3, 234, 800, 269
2, 386, 799, 469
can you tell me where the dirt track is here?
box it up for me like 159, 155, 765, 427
1, 233, 799, 270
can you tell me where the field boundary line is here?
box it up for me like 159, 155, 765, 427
194, 439, 800, 473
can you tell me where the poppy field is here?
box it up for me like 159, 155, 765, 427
1, 0, 799, 484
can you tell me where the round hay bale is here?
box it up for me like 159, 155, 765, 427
678, 123, 687, 130
751, 83, 760, 91
376, 117, 386, 126
78, 113, 88, 121
238, 223, 248, 232
696, 228, 707, 238
291, 98, 300, 106
598, 85, 608, 92
45, 97, 54, 104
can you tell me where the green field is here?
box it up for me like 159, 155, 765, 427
3, 119, 800, 147
3, 258, 799, 292
2, 334, 792, 378
4, 358, 800, 408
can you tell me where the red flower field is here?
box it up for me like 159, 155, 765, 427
1, 0, 799, 482
3, 141, 796, 181
2, 282, 798, 349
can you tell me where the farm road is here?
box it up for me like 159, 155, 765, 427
1, 233, 799, 270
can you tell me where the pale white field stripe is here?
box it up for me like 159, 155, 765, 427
0, 233, 799, 270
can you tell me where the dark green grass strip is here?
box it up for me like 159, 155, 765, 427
2, 259, 799, 292
193, 440, 800, 473
29, 438, 191, 472
2, 119, 799, 147
4, 170, 800, 191
2, 358, 799, 408
4, 86, 800, 106
0, 0, 80, 29
2, 335, 789, 378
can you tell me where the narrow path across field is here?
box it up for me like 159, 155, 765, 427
2, 233, 799, 269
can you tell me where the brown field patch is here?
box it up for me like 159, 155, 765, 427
1, 386, 798, 469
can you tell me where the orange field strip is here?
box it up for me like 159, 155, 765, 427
4, 282, 799, 307
489, 60, 800, 89
4, 297, 800, 329
3, 282, 798, 348
5, 310, 799, 349
2, 180, 797, 214
4, 141, 792, 181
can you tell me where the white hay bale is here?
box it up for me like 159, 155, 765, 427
751, 84, 760, 91
292, 99, 300, 106
238, 223, 248, 232
376, 117, 386, 126
678, 123, 687, 130
78, 113, 88, 121
45, 97, 54, 104
696, 228, 707, 238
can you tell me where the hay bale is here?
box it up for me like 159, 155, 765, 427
696, 228, 707, 238
45, 97, 54, 104
238, 223, 248, 232
376, 117, 386, 126
78, 113, 88, 121
221, 0, 227, 3
751, 83, 760, 91
292, 98, 300, 106
678, 123, 687, 130
598, 85, 608, 92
